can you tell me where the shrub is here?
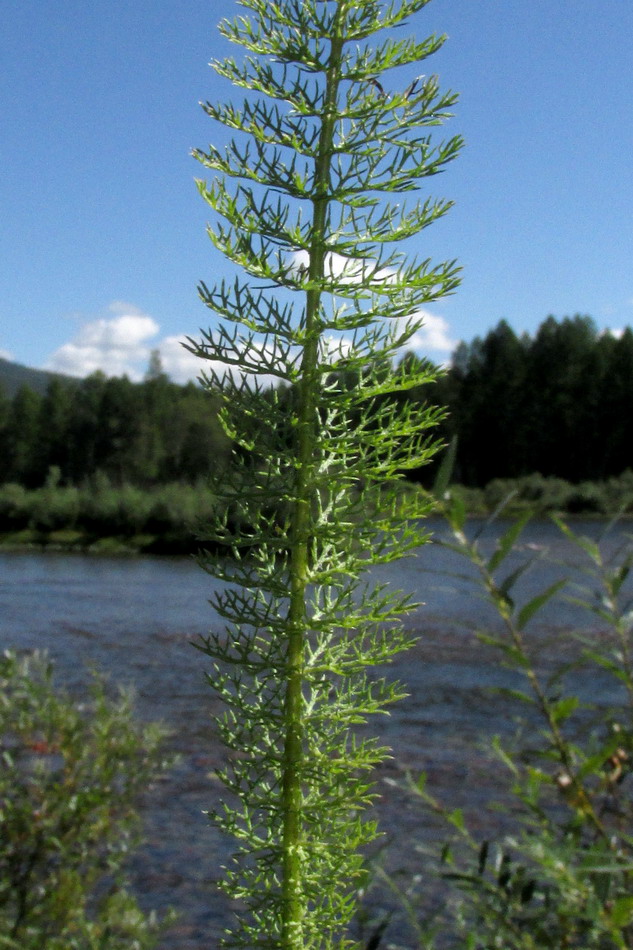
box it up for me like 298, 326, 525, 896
0, 650, 174, 949
77, 479, 154, 536
483, 474, 574, 513
28, 483, 81, 532
0, 483, 30, 532
603, 470, 633, 514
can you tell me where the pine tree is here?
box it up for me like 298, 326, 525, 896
3, 385, 41, 486
189, 1, 461, 946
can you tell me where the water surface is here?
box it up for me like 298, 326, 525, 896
1, 518, 629, 947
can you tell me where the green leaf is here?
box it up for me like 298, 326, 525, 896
611, 559, 632, 597
552, 515, 601, 562
494, 686, 535, 706
445, 489, 467, 533
498, 558, 534, 597
432, 436, 458, 500
477, 633, 531, 667
550, 695, 579, 724
609, 895, 633, 928
487, 511, 531, 573
517, 579, 566, 630
448, 807, 465, 831
491, 734, 520, 777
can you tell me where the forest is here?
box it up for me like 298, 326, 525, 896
1, 314, 632, 496
0, 365, 230, 489
436, 314, 633, 486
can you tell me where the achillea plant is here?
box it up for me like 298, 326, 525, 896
188, 1, 461, 946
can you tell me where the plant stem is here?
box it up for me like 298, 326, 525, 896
281, 19, 345, 947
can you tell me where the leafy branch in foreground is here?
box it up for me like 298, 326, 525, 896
0, 650, 173, 950
381, 499, 633, 949
188, 1, 461, 946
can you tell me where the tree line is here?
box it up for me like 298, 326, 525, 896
0, 368, 230, 488
1, 315, 632, 491
432, 314, 633, 486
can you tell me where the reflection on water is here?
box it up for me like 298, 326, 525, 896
1, 518, 630, 948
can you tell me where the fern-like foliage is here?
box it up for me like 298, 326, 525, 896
188, 1, 461, 946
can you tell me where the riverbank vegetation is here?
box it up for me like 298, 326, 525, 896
1, 315, 633, 554
0, 472, 220, 553
0, 315, 632, 505
447, 469, 633, 519
1, 469, 632, 554
0, 370, 230, 489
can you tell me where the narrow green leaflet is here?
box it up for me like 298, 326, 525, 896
516, 579, 566, 631
487, 511, 531, 574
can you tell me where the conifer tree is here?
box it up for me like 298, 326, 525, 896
189, 1, 461, 946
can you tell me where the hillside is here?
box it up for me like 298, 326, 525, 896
0, 357, 77, 398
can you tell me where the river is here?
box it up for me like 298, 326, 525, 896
1, 517, 630, 947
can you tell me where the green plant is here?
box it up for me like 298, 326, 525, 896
0, 483, 29, 532
380, 498, 633, 949
0, 650, 174, 949
188, 0, 461, 946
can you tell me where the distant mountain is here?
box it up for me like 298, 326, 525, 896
0, 357, 77, 399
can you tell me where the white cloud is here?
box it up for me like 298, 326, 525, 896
45, 307, 160, 380
405, 311, 457, 354
287, 253, 456, 358
41, 297, 457, 386
179, 335, 296, 389
107, 300, 148, 317
158, 336, 205, 384
391, 310, 457, 359
289, 250, 396, 286
42, 302, 287, 386
319, 334, 356, 362
0, 348, 14, 361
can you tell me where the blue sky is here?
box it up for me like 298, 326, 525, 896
2, 0, 632, 382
